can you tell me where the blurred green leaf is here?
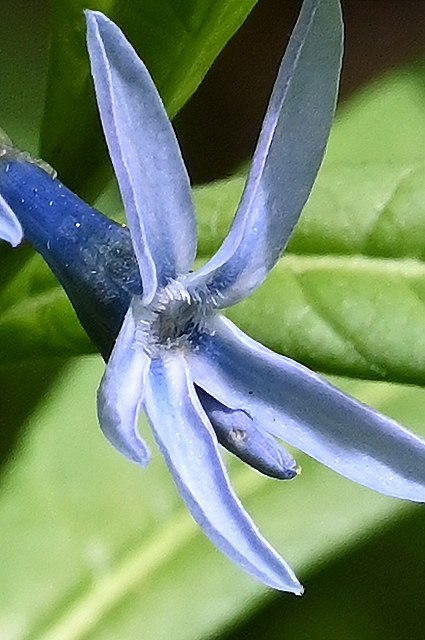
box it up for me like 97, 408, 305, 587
0, 360, 64, 472
229, 249, 425, 385
0, 252, 92, 366
41, 0, 258, 201
327, 62, 425, 164
1, 358, 423, 640
195, 163, 425, 260
0, 1, 48, 153
0, 4, 69, 482
219, 506, 425, 640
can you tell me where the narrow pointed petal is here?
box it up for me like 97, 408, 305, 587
144, 353, 303, 593
0, 192, 22, 246
197, 387, 298, 480
86, 11, 197, 304
0, 137, 23, 246
189, 317, 425, 502
97, 303, 151, 465
190, 0, 342, 307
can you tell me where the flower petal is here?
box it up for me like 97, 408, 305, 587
189, 0, 342, 307
189, 316, 425, 502
197, 387, 298, 480
97, 302, 151, 465
144, 353, 303, 593
0, 192, 22, 246
0, 132, 23, 245
86, 11, 197, 304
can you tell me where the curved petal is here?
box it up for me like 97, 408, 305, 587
189, 0, 343, 307
0, 192, 22, 246
97, 302, 151, 465
189, 316, 425, 502
86, 11, 197, 304
144, 353, 303, 593
197, 387, 298, 480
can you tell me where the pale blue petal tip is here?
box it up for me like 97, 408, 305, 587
198, 389, 298, 480
97, 391, 151, 467
96, 306, 151, 467
145, 356, 303, 594
190, 316, 425, 504
84, 9, 108, 29
188, 0, 342, 308
85, 5, 197, 299
0, 194, 23, 246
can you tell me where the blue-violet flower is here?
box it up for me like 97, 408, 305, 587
1, 0, 425, 594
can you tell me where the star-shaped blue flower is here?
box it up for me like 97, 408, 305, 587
2, 0, 425, 594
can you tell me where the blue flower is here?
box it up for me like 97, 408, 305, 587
2, 0, 425, 594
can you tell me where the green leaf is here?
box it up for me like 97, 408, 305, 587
0, 358, 423, 639
194, 163, 425, 261
0, 2, 47, 153
0, 252, 93, 365
41, 0, 258, 201
0, 360, 65, 472
219, 507, 425, 640
327, 61, 425, 165
225, 163, 425, 385
228, 250, 425, 385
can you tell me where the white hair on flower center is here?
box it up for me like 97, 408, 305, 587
133, 280, 215, 356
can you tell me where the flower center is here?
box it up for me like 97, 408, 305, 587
133, 280, 212, 356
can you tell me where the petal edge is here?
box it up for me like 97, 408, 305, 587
189, 316, 425, 503
144, 353, 303, 593
97, 304, 151, 465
